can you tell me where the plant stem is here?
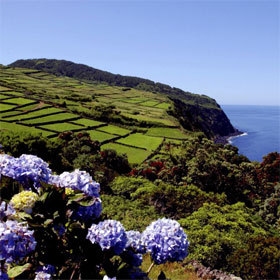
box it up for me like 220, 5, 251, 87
147, 262, 154, 275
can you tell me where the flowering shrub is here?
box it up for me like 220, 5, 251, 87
10, 191, 39, 214
0, 153, 189, 279
142, 218, 189, 264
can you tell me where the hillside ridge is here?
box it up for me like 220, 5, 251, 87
9, 58, 237, 138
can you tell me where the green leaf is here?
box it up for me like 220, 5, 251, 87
8, 263, 32, 278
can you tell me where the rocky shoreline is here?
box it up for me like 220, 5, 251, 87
214, 129, 243, 145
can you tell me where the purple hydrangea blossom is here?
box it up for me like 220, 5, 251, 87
0, 220, 36, 263
141, 218, 189, 264
0, 154, 52, 190
54, 170, 100, 197
125, 230, 145, 253
0, 201, 15, 220
87, 220, 127, 255
71, 198, 102, 222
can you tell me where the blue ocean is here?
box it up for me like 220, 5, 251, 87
221, 105, 280, 162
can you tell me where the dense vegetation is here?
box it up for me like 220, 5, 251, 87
0, 131, 279, 279
0, 63, 279, 279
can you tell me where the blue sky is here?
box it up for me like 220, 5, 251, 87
0, 0, 279, 105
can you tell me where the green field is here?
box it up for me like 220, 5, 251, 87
72, 118, 104, 127
96, 125, 131, 136
5, 97, 35, 105
0, 121, 55, 137
101, 143, 151, 164
21, 113, 79, 124
39, 122, 83, 132
87, 130, 117, 142
139, 100, 160, 107
116, 133, 163, 151
155, 102, 171, 109
0, 103, 16, 111
146, 127, 189, 139
4, 107, 64, 121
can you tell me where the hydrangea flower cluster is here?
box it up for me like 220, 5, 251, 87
0, 201, 15, 220
87, 220, 128, 255
0, 220, 36, 263
35, 264, 56, 279
0, 154, 52, 190
49, 170, 100, 197
125, 230, 145, 253
34, 271, 52, 280
10, 191, 39, 214
141, 218, 189, 264
71, 197, 102, 222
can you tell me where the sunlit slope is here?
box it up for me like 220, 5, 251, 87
0, 66, 197, 164
9, 59, 237, 138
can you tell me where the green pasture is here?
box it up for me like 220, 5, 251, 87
72, 118, 104, 127
146, 127, 189, 139
139, 100, 160, 107
0, 121, 55, 137
39, 122, 83, 132
6, 97, 35, 106
3, 91, 24, 97
116, 133, 163, 151
96, 125, 131, 136
0, 94, 11, 99
0, 103, 16, 111
0, 86, 11, 91
101, 143, 151, 164
87, 130, 116, 142
4, 107, 63, 121
155, 102, 171, 109
20, 113, 79, 124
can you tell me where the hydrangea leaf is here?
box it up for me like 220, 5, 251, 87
8, 263, 32, 278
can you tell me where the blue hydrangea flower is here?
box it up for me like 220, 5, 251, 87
0, 220, 36, 263
0, 201, 15, 220
0, 154, 52, 190
56, 170, 100, 197
125, 230, 145, 253
34, 271, 52, 280
141, 218, 189, 264
87, 220, 127, 255
71, 198, 102, 222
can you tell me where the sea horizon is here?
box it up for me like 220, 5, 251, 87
222, 104, 280, 162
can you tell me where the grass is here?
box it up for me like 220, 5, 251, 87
5, 97, 35, 105
0, 121, 55, 137
87, 130, 116, 142
116, 133, 163, 151
139, 100, 160, 107
3, 107, 62, 121
141, 254, 199, 280
20, 113, 79, 124
72, 118, 104, 127
101, 143, 151, 164
39, 122, 83, 132
96, 125, 131, 136
0, 103, 16, 111
146, 127, 189, 139
155, 102, 171, 109
0, 94, 11, 99
0, 86, 11, 91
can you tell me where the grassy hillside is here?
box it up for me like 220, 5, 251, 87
8, 59, 237, 138
0, 65, 198, 164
